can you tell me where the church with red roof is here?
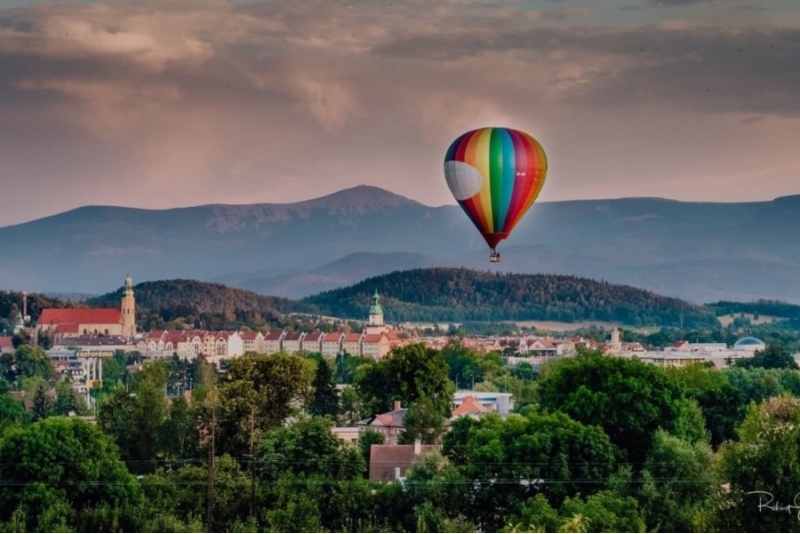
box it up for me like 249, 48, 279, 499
36, 274, 137, 342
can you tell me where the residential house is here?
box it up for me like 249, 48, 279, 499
282, 331, 305, 354
321, 332, 345, 358
369, 441, 441, 482
362, 333, 391, 359
342, 333, 364, 356
358, 400, 407, 445
240, 331, 265, 354
264, 331, 285, 355
301, 331, 323, 353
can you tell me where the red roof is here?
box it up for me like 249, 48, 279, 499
39, 308, 121, 326
304, 332, 323, 342
240, 331, 259, 341
283, 332, 303, 341
452, 396, 489, 417
323, 333, 343, 342
264, 331, 284, 341
343, 333, 362, 343
55, 324, 80, 334
0, 337, 13, 348
363, 333, 387, 343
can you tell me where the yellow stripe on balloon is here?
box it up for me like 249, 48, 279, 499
474, 128, 494, 233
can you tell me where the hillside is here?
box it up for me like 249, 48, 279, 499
300, 268, 721, 328
2, 186, 800, 303
87, 280, 291, 331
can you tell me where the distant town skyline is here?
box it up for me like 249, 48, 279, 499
1, 0, 799, 226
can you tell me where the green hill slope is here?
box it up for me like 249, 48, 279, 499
300, 268, 721, 328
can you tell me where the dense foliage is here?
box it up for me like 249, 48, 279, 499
5, 325, 800, 531
302, 268, 721, 327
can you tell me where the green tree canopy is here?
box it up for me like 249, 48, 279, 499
537, 350, 691, 465
355, 343, 454, 418
308, 358, 339, 419
443, 410, 619, 531
217, 352, 312, 457
716, 395, 800, 532
0, 417, 139, 532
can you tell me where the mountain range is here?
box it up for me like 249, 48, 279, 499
2, 185, 800, 304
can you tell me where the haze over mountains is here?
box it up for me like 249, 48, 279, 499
2, 185, 799, 304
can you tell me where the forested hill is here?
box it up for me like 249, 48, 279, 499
707, 300, 800, 320
301, 268, 721, 328
87, 280, 291, 331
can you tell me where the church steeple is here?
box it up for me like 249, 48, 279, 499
367, 290, 385, 333
121, 273, 136, 337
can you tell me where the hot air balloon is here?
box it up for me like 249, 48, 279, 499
444, 127, 548, 263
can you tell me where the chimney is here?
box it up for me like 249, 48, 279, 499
394, 400, 401, 411
414, 438, 421, 456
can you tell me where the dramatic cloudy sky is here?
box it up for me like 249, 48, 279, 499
1, 0, 798, 226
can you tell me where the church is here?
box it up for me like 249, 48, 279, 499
36, 274, 137, 342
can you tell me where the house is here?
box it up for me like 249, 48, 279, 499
301, 331, 323, 353
321, 332, 345, 358
451, 396, 490, 419
358, 400, 407, 445
454, 391, 513, 416
0, 336, 14, 354
362, 333, 391, 359
240, 331, 265, 354
282, 331, 305, 354
369, 441, 441, 482
331, 426, 360, 445
264, 331, 285, 355
342, 333, 364, 356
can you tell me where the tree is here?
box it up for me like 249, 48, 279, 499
0, 393, 28, 436
355, 343, 454, 419
216, 353, 312, 457
637, 430, 715, 532
715, 395, 800, 531
399, 395, 447, 444
443, 409, 620, 531
308, 358, 339, 419
537, 350, 691, 465
0, 417, 139, 532
98, 362, 170, 472
54, 379, 88, 416
735, 343, 799, 370
30, 382, 52, 422
338, 385, 364, 425
1, 345, 55, 384
358, 430, 384, 477
259, 416, 363, 482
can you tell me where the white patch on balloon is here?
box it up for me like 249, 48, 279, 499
444, 160, 483, 201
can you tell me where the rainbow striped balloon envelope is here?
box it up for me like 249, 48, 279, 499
444, 127, 548, 258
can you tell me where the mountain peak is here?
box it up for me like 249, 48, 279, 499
292, 185, 425, 211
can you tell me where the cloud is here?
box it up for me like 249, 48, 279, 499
0, 0, 798, 227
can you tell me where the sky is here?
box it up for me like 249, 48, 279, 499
1, 0, 799, 226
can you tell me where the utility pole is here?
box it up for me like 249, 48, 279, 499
248, 405, 257, 520
206, 403, 216, 532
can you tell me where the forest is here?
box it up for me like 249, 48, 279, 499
1, 337, 800, 532
1, 268, 726, 334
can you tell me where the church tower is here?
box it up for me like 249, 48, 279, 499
366, 290, 387, 335
121, 274, 136, 337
